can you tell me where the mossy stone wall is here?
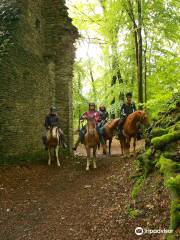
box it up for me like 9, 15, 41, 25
0, 0, 78, 161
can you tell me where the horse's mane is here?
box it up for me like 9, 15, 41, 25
127, 110, 145, 120
105, 118, 120, 128
47, 126, 59, 139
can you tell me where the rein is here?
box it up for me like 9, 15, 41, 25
87, 119, 96, 141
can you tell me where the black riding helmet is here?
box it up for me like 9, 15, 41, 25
126, 92, 132, 98
89, 102, 96, 107
50, 106, 57, 113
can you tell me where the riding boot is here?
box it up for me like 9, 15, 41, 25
117, 117, 126, 139
42, 136, 48, 150
58, 129, 68, 148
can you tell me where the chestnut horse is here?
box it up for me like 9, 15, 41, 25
120, 111, 149, 155
47, 126, 60, 166
84, 117, 100, 171
102, 118, 120, 155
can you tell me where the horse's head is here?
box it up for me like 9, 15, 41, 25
87, 116, 96, 127
139, 111, 150, 126
47, 126, 59, 140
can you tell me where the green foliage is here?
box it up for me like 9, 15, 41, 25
128, 206, 140, 219
151, 128, 169, 138
0, 0, 21, 59
151, 131, 180, 149
156, 155, 179, 178
137, 148, 155, 176
73, 61, 89, 128
136, 94, 180, 234
170, 198, 180, 231
131, 176, 144, 199
166, 176, 180, 197
67, 0, 180, 121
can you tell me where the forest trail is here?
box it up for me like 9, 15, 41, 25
0, 140, 170, 240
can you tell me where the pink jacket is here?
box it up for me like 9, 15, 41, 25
81, 110, 100, 123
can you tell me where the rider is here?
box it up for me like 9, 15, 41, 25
42, 106, 66, 150
72, 102, 105, 151
120, 92, 136, 118
119, 92, 140, 138
98, 104, 109, 128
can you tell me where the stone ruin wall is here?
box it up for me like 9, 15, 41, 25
0, 0, 78, 161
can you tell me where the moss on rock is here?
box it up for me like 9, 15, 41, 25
151, 128, 169, 138
156, 155, 179, 178
170, 198, 180, 231
151, 131, 180, 149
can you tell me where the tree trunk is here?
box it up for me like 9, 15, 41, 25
78, 72, 81, 130
137, 0, 143, 106
144, 49, 147, 103
89, 60, 97, 102
125, 0, 143, 105
87, 39, 97, 101
133, 22, 139, 67
144, 30, 148, 103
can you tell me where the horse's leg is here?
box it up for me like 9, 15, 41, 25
119, 138, 122, 155
55, 145, 60, 167
133, 137, 136, 153
93, 146, 97, 169
102, 140, 106, 155
120, 137, 124, 156
122, 138, 125, 156
48, 148, 51, 166
98, 143, 100, 150
126, 137, 131, 156
86, 146, 90, 171
109, 138, 112, 155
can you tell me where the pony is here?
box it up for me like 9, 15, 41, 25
84, 117, 100, 171
101, 118, 120, 155
47, 126, 61, 166
120, 110, 149, 155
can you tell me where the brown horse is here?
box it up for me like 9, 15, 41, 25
120, 111, 149, 155
84, 117, 100, 171
102, 118, 120, 155
47, 126, 60, 166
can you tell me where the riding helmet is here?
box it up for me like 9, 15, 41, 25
50, 106, 57, 112
89, 102, 96, 107
126, 92, 132, 98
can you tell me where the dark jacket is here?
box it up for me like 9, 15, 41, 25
99, 110, 109, 121
120, 102, 136, 118
44, 113, 59, 129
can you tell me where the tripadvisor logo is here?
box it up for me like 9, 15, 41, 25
135, 227, 144, 235
135, 227, 173, 235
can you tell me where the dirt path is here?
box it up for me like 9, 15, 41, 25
0, 140, 170, 240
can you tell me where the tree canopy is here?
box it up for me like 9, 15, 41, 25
66, 0, 180, 122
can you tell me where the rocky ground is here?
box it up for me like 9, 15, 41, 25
0, 140, 173, 240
